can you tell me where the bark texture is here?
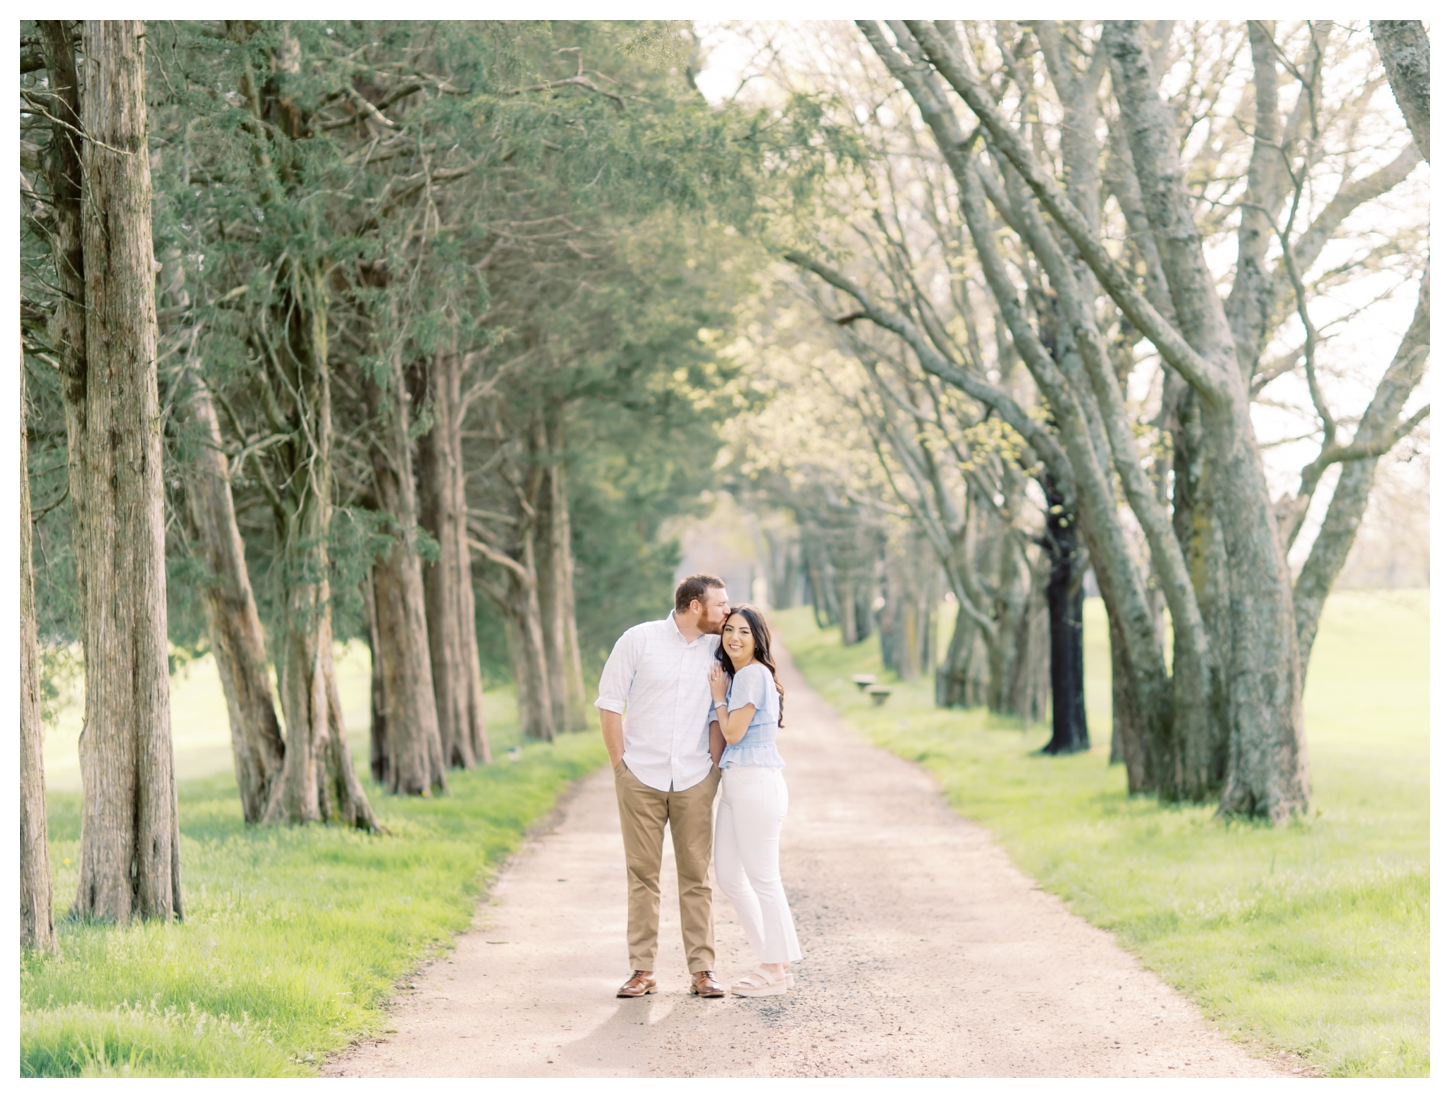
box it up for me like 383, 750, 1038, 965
418, 354, 491, 768
183, 378, 285, 823
367, 358, 448, 795
71, 20, 183, 921
1039, 480, 1089, 755
1102, 22, 1308, 820
21, 355, 58, 953
257, 264, 379, 832
859, 20, 1312, 818
1372, 21, 1430, 162
37, 19, 88, 637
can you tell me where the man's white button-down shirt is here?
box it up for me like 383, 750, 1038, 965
594, 611, 719, 793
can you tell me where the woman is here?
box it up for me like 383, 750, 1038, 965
706, 604, 802, 996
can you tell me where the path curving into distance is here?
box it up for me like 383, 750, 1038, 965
328, 647, 1287, 1078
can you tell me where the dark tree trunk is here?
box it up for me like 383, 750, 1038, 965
366, 358, 448, 795
418, 353, 491, 767
362, 576, 388, 784
182, 377, 285, 823
70, 20, 182, 923
21, 352, 57, 953
1039, 485, 1090, 754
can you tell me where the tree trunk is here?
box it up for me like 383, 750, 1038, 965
367, 359, 448, 795
268, 542, 327, 824
1102, 21, 1309, 820
37, 22, 88, 611
418, 352, 490, 768
1109, 612, 1154, 792
937, 596, 976, 707
21, 352, 58, 953
1039, 483, 1090, 754
533, 410, 588, 730
259, 263, 380, 830
987, 536, 1026, 717
836, 576, 860, 645
70, 20, 182, 923
885, 19, 1305, 819
1006, 580, 1050, 725
1371, 21, 1430, 163
362, 576, 388, 783
802, 528, 838, 628
320, 640, 381, 830
492, 553, 557, 742
182, 377, 285, 823
371, 551, 448, 794
1166, 380, 1231, 796
266, 576, 379, 830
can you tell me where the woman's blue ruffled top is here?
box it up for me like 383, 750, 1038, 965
716, 662, 784, 770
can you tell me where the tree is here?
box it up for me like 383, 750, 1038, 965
711, 20, 1425, 815
846, 20, 1425, 818
417, 347, 493, 768
179, 375, 286, 823
21, 342, 57, 953
55, 20, 183, 920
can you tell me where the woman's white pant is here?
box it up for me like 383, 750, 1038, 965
714, 766, 802, 965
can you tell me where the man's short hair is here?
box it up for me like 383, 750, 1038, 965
675, 573, 726, 613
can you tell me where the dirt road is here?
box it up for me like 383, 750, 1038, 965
329, 649, 1285, 1077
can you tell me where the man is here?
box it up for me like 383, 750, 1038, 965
595, 573, 731, 998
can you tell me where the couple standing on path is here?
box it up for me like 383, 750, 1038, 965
595, 573, 801, 999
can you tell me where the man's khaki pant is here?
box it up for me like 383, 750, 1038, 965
613, 760, 721, 974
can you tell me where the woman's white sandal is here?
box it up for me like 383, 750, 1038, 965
730, 968, 793, 997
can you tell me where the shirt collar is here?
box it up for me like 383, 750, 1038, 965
668, 609, 707, 647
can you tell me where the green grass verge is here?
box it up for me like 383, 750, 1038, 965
23, 695, 607, 1078
774, 591, 1428, 1078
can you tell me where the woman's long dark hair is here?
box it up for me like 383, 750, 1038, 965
715, 604, 785, 726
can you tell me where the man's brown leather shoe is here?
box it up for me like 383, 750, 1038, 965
617, 971, 656, 998
690, 970, 725, 998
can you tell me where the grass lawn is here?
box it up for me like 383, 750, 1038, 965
23, 672, 607, 1077
774, 589, 1428, 1078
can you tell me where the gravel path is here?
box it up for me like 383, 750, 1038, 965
329, 648, 1285, 1078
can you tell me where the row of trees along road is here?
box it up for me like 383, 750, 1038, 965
17, 20, 1430, 951
727, 20, 1428, 810
19, 19, 820, 944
